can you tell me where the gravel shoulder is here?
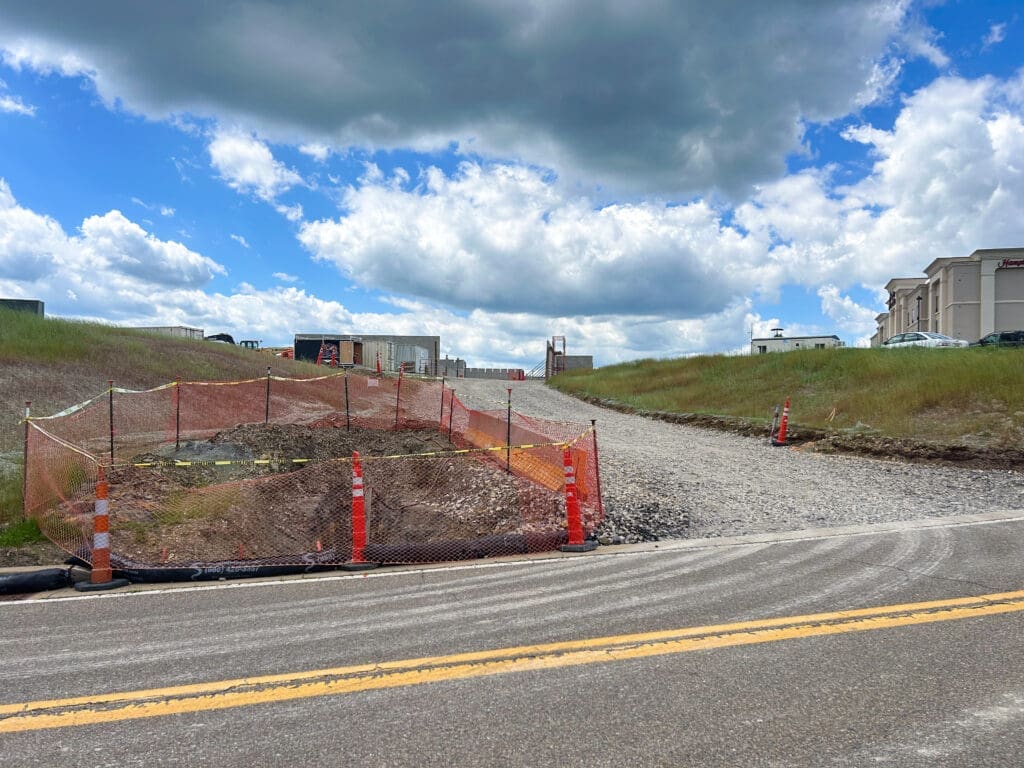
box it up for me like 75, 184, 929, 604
451, 379, 1024, 543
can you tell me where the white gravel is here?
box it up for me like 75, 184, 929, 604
448, 379, 1024, 543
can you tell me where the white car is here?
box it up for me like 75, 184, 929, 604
881, 331, 970, 348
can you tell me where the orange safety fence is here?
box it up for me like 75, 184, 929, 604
23, 371, 603, 578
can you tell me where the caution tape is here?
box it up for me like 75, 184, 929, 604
125, 441, 573, 468
25, 422, 100, 462
129, 458, 313, 468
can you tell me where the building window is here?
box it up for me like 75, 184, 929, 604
757, 345, 767, 354
815, 343, 825, 349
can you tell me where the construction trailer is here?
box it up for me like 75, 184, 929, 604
135, 326, 205, 340
0, 299, 44, 316
750, 328, 845, 354
294, 334, 359, 366
294, 333, 440, 373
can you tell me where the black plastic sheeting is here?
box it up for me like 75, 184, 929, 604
103, 551, 341, 584
0, 568, 73, 595
364, 530, 569, 564
70, 530, 576, 583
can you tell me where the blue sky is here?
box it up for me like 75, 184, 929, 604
1, 1, 1022, 367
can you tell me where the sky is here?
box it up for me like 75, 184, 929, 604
0, 1, 1022, 369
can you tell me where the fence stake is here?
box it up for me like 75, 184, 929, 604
394, 363, 404, 428
341, 451, 377, 571
448, 389, 455, 441
559, 446, 597, 553
344, 367, 350, 431
264, 366, 271, 424
108, 380, 114, 462
506, 388, 512, 473
21, 401, 30, 516
591, 419, 604, 518
174, 379, 181, 451
439, 375, 446, 428
74, 464, 130, 592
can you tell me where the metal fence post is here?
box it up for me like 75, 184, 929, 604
344, 367, 350, 431
174, 380, 181, 451
439, 375, 446, 429
21, 401, 30, 516
108, 380, 114, 462
394, 363, 404, 428
591, 419, 604, 517
265, 366, 271, 424
506, 388, 512, 473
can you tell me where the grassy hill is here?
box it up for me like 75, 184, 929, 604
0, 308, 324, 528
548, 347, 1024, 448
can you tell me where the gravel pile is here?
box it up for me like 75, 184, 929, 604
449, 379, 1024, 544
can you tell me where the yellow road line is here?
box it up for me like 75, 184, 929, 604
3, 589, 1024, 733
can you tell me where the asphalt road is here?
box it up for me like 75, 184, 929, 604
3, 512, 1024, 767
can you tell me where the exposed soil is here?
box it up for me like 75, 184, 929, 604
0, 540, 67, 569
10, 421, 569, 569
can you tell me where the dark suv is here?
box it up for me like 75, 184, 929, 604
973, 330, 1024, 347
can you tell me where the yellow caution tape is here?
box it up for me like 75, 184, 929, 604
126, 441, 571, 467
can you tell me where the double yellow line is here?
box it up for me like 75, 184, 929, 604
4, 589, 1024, 733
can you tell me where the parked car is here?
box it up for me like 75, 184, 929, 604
972, 330, 1024, 347
881, 332, 970, 348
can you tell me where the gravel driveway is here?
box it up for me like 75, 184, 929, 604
449, 379, 1024, 543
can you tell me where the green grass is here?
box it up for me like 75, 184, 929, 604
0, 308, 323, 527
550, 347, 1024, 445
0, 472, 20, 519
0, 517, 45, 547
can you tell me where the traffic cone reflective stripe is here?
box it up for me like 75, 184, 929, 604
91, 466, 113, 584
75, 465, 129, 590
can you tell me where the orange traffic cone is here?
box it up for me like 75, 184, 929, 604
771, 397, 790, 447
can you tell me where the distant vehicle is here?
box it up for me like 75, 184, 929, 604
881, 332, 969, 349
972, 330, 1024, 347
205, 333, 235, 344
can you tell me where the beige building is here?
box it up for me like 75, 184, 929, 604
872, 248, 1024, 346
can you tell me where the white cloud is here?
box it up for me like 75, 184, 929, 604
208, 128, 302, 202
160, 205, 175, 217
724, 72, 1024, 341
0, 178, 67, 281
272, 272, 298, 283
230, 233, 250, 248
1, 180, 228, 321
77, 211, 226, 287
275, 202, 303, 222
983, 23, 1007, 50
0, 92, 33, 115
299, 161, 764, 318
900, 16, 951, 69
1, 40, 92, 79
299, 143, 330, 162
0, 175, 759, 363
817, 285, 879, 334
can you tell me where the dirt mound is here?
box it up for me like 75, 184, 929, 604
94, 421, 566, 566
